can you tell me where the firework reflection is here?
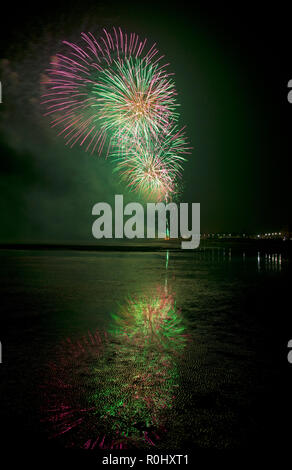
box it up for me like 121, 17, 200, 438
41, 282, 189, 449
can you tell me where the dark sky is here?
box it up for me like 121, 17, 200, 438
0, 1, 291, 242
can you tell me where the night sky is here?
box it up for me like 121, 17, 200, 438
0, 1, 291, 242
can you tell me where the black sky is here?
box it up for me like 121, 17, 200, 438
0, 1, 291, 242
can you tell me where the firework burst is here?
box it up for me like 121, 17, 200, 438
41, 28, 179, 155
112, 125, 190, 201
92, 57, 178, 143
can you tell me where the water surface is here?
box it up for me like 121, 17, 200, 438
0, 244, 291, 451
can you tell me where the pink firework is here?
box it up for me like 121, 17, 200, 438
41, 28, 179, 156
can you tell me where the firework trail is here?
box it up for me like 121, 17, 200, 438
41, 28, 179, 156
112, 124, 190, 201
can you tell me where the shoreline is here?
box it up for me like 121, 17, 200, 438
0, 238, 291, 255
